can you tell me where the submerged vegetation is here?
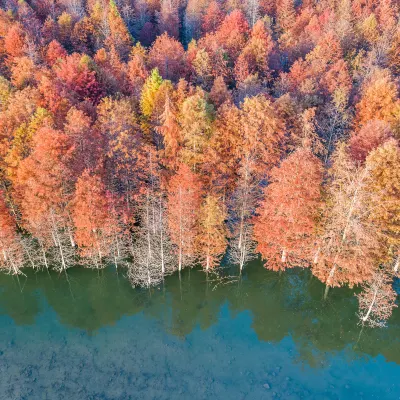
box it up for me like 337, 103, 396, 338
0, 0, 399, 328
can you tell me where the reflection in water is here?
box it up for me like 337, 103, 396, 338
1, 264, 400, 399
1, 262, 400, 365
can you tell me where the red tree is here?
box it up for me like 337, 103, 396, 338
148, 33, 187, 81
253, 148, 323, 271
167, 163, 203, 271
72, 170, 119, 268
349, 120, 393, 163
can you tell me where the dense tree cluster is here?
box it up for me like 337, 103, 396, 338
0, 0, 399, 327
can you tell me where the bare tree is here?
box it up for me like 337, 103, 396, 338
128, 190, 174, 287
48, 210, 76, 272
357, 269, 397, 328
128, 153, 175, 287
312, 144, 380, 298
246, 0, 260, 27
228, 156, 258, 272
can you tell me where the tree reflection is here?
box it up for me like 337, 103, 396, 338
1, 263, 400, 366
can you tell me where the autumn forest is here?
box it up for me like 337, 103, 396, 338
0, 0, 399, 328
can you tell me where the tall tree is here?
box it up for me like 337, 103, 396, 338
140, 68, 164, 118
197, 195, 227, 271
157, 0, 180, 39
312, 144, 381, 297
15, 127, 76, 272
357, 268, 397, 328
365, 140, 400, 273
148, 33, 187, 81
167, 163, 203, 271
0, 193, 24, 275
128, 152, 174, 286
71, 170, 121, 268
106, 0, 133, 59
180, 88, 214, 171
253, 148, 323, 271
156, 94, 182, 171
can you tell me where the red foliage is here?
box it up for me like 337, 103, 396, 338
4, 24, 26, 59
201, 1, 224, 34
54, 53, 104, 105
167, 163, 203, 270
72, 170, 118, 261
349, 120, 393, 163
254, 148, 323, 271
45, 40, 67, 66
148, 33, 187, 81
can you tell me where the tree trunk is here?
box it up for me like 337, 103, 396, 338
281, 249, 287, 263
362, 288, 378, 323
394, 255, 399, 273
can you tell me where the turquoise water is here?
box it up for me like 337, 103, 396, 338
1, 263, 400, 399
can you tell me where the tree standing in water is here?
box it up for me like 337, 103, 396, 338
253, 147, 323, 271
197, 195, 227, 272
357, 268, 397, 328
312, 144, 381, 298
167, 163, 203, 272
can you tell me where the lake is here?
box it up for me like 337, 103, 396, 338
0, 262, 399, 399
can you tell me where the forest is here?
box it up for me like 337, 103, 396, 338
0, 0, 399, 328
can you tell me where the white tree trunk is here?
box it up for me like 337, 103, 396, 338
362, 288, 378, 323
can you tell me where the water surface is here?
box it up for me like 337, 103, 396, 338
1, 263, 399, 399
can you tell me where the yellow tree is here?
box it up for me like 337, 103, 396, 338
365, 139, 400, 273
106, 0, 133, 59
180, 88, 214, 171
197, 195, 227, 271
140, 68, 164, 119
355, 69, 400, 135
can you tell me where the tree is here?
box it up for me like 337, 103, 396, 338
205, 102, 242, 194
128, 152, 174, 287
234, 21, 273, 83
201, 1, 223, 34
197, 195, 227, 271
0, 193, 24, 275
5, 107, 53, 185
228, 156, 259, 272
140, 68, 163, 118
215, 10, 250, 62
97, 96, 144, 214
253, 148, 323, 271
355, 69, 400, 134
365, 140, 400, 273
349, 120, 393, 163
156, 94, 182, 170
157, 0, 180, 39
45, 40, 67, 66
64, 107, 101, 174
148, 33, 187, 82
54, 53, 104, 106
127, 43, 149, 98
106, 0, 133, 59
180, 88, 214, 171
167, 163, 203, 271
276, 0, 296, 35
71, 170, 120, 268
246, 0, 260, 27
312, 144, 381, 297
4, 23, 26, 59
15, 127, 76, 272
209, 76, 232, 108
184, 0, 209, 43
240, 95, 286, 177
357, 269, 397, 328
